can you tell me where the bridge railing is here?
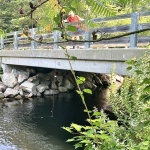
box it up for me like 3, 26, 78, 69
1, 11, 150, 50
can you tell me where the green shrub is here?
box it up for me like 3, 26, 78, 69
63, 51, 150, 150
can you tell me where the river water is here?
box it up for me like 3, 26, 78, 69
0, 92, 96, 150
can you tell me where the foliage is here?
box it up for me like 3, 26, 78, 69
1, 0, 150, 33
0, 28, 5, 36
63, 51, 150, 149
0, 0, 31, 32
31, 0, 60, 33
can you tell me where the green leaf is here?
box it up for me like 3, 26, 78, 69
66, 138, 75, 142
76, 79, 84, 85
145, 108, 150, 113
83, 89, 92, 94
62, 127, 72, 133
71, 56, 77, 60
139, 94, 150, 101
74, 143, 83, 149
84, 109, 92, 113
86, 129, 95, 136
80, 140, 91, 144
93, 111, 102, 116
142, 141, 150, 146
67, 25, 77, 32
71, 123, 82, 132
54, 14, 60, 23
84, 144, 94, 150
78, 76, 86, 82
141, 78, 150, 84
98, 134, 111, 141
143, 85, 150, 92
135, 70, 143, 75
126, 66, 132, 71
125, 58, 136, 65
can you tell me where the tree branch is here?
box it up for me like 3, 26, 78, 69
67, 27, 150, 43
24, 0, 50, 17
27, 27, 150, 45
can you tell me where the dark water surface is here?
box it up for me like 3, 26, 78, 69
0, 92, 96, 150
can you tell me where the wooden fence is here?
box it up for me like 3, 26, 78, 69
1, 11, 150, 50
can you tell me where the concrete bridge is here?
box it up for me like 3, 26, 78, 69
0, 12, 150, 75
0, 48, 146, 75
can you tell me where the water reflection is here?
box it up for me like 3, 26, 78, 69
0, 90, 110, 150
0, 92, 84, 150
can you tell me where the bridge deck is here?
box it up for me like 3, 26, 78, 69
0, 48, 147, 75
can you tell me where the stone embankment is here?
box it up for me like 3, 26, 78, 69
0, 68, 124, 106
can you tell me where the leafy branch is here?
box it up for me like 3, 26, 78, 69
24, 0, 50, 18
23, 26, 150, 45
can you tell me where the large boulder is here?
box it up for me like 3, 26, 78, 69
14, 84, 20, 91
50, 80, 58, 90
2, 73, 18, 88
4, 88, 19, 98
47, 70, 56, 78
83, 73, 94, 82
58, 86, 68, 92
28, 76, 39, 86
18, 73, 29, 84
40, 80, 51, 86
100, 74, 111, 86
43, 89, 59, 95
20, 81, 37, 96
14, 95, 22, 100
24, 93, 33, 98
37, 73, 50, 81
36, 92, 42, 97
37, 73, 52, 85
115, 75, 124, 83
56, 75, 63, 86
62, 78, 74, 90
26, 68, 36, 76
0, 81, 7, 92
0, 92, 4, 100
94, 75, 103, 86
36, 84, 49, 93
11, 69, 29, 78
83, 80, 93, 89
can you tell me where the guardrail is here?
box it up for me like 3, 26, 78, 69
1, 11, 150, 50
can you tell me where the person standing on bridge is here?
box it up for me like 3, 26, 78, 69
64, 11, 84, 48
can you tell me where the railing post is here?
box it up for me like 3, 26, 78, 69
130, 12, 139, 48
14, 31, 18, 50
1, 35, 4, 50
31, 28, 37, 50
53, 30, 59, 49
84, 31, 91, 49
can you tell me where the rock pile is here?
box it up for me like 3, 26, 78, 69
0, 68, 124, 102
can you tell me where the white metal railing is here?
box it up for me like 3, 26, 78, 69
1, 11, 150, 50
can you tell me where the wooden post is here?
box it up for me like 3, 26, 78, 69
14, 31, 18, 50
84, 31, 91, 49
53, 30, 59, 49
130, 12, 139, 48
31, 28, 37, 50
1, 35, 4, 49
